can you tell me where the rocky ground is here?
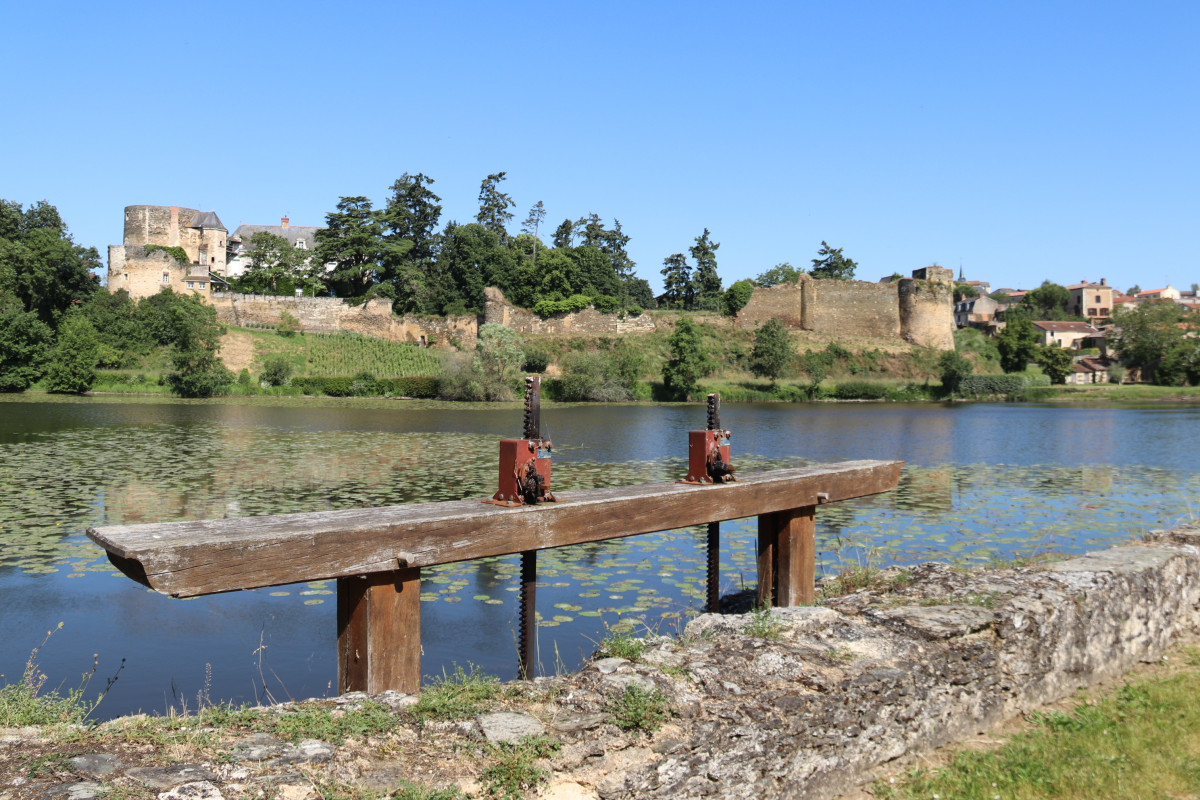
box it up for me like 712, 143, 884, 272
5, 526, 1199, 800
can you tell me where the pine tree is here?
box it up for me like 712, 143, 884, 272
660, 253, 693, 309
690, 228, 722, 311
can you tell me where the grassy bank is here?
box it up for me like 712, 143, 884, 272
873, 643, 1200, 799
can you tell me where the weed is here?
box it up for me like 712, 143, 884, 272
820, 564, 882, 600
481, 736, 559, 799
595, 627, 646, 662
605, 685, 669, 733
409, 664, 502, 723
745, 604, 783, 640
312, 778, 464, 800
0, 624, 122, 726
960, 591, 1002, 609
264, 699, 397, 744
25, 751, 70, 779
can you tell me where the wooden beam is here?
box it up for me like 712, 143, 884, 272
774, 505, 816, 606
756, 513, 777, 608
87, 460, 902, 598
337, 567, 421, 694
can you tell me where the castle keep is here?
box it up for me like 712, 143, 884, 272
108, 205, 230, 298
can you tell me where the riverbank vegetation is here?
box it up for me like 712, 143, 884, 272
875, 645, 1200, 799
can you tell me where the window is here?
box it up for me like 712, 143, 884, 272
162, 273, 170, 284
186, 281, 194, 289
296, 240, 306, 250
198, 282, 206, 290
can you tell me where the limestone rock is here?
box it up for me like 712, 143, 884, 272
477, 711, 546, 743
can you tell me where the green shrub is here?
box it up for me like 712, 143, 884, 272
957, 373, 1048, 397
321, 377, 354, 397
237, 368, 253, 387
831, 380, 890, 400
522, 350, 551, 373
351, 371, 378, 396
591, 294, 621, 313
627, 305, 643, 317
260, 355, 292, 387
532, 294, 592, 317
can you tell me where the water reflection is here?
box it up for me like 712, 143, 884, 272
2, 395, 1199, 718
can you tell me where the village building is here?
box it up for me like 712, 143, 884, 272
1031, 320, 1103, 349
1137, 285, 1182, 301
226, 215, 325, 279
953, 295, 1000, 329
1065, 279, 1113, 325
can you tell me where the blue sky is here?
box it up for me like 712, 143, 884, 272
4, 1, 1197, 295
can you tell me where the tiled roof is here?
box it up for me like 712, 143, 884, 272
188, 210, 226, 230
230, 224, 324, 250
1031, 321, 1100, 334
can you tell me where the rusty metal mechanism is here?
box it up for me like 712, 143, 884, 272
485, 376, 557, 507
681, 393, 736, 485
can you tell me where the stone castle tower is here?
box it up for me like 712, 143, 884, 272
108, 205, 228, 300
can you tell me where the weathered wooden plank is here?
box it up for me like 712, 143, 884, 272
87, 460, 902, 598
337, 567, 421, 694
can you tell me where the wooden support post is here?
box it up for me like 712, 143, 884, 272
337, 567, 421, 694
757, 506, 817, 607
518, 550, 537, 679
706, 521, 721, 613
774, 505, 816, 606
756, 513, 776, 608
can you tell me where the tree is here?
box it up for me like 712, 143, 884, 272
473, 323, 525, 398
937, 350, 973, 394
552, 219, 575, 249
260, 354, 293, 386
724, 279, 754, 316
1110, 302, 1189, 371
520, 201, 547, 266
754, 262, 799, 287
750, 318, 793, 382
662, 317, 715, 399
1034, 344, 1074, 385
313, 197, 383, 297
1126, 285, 1141, 296
439, 222, 515, 314
625, 278, 656, 309
996, 316, 1042, 373
1022, 280, 1073, 319
44, 312, 99, 393
0, 199, 101, 327
0, 304, 53, 391
144, 289, 234, 398
954, 283, 980, 302
379, 173, 443, 311
1156, 342, 1200, 386
83, 289, 148, 355
660, 253, 693, 309
809, 241, 857, 281
232, 232, 320, 295
476, 172, 515, 244
690, 229, 722, 311
576, 213, 606, 249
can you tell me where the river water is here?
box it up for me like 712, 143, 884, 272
1, 395, 1198, 719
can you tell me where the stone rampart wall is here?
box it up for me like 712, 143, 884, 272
483, 287, 656, 335
210, 293, 478, 348
735, 273, 954, 349
802, 275, 902, 339
899, 278, 956, 350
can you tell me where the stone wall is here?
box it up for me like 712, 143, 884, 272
735, 271, 955, 349
801, 275, 902, 339
107, 245, 211, 300
210, 293, 478, 348
16, 528, 1200, 800
899, 278, 956, 350
483, 287, 656, 335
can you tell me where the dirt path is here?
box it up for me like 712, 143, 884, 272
219, 329, 259, 373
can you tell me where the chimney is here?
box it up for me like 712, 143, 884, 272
1101, 278, 1106, 286
281, 215, 289, 228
